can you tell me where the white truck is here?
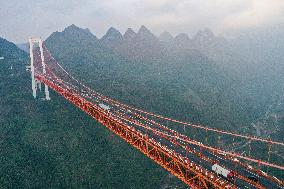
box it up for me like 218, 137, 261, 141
99, 103, 111, 111
212, 164, 234, 181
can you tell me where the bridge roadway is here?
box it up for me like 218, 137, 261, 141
88, 95, 283, 189
37, 73, 283, 189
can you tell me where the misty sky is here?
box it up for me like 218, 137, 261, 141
1, 0, 284, 43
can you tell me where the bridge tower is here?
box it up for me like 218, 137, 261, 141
29, 38, 50, 100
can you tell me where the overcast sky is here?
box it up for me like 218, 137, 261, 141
1, 0, 284, 43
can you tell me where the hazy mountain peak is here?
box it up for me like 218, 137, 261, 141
138, 25, 148, 32
59, 24, 98, 40
45, 24, 98, 48
138, 25, 152, 35
194, 28, 215, 43
123, 28, 136, 41
64, 24, 82, 32
175, 33, 190, 41
101, 27, 123, 41
137, 25, 157, 41
159, 31, 174, 42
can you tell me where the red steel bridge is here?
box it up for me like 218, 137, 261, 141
28, 38, 284, 189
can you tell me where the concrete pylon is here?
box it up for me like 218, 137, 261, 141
29, 38, 50, 100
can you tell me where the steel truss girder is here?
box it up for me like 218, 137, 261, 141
36, 75, 234, 189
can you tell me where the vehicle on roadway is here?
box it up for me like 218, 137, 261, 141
99, 103, 111, 111
247, 175, 258, 183
212, 164, 234, 181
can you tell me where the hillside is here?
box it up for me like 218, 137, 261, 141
44, 25, 284, 178
45, 25, 254, 134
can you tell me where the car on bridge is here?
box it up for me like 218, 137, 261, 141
247, 175, 258, 183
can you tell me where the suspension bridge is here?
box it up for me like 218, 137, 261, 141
28, 38, 284, 189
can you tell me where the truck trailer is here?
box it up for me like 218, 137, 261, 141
212, 164, 234, 181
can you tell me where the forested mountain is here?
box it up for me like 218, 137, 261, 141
228, 24, 284, 142
45, 24, 254, 133
0, 38, 27, 59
